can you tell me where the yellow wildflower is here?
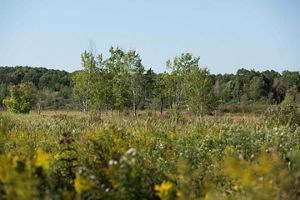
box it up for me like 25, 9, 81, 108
74, 173, 93, 194
154, 181, 173, 199
12, 155, 20, 168
0, 155, 15, 182
176, 191, 182, 197
168, 131, 175, 139
204, 192, 214, 200
34, 149, 50, 170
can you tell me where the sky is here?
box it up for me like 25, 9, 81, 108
0, 0, 300, 74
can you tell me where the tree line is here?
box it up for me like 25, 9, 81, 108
0, 48, 299, 114
0, 66, 73, 110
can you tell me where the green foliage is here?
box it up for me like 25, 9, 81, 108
264, 104, 300, 128
281, 71, 300, 90
0, 66, 73, 110
72, 71, 89, 111
249, 75, 267, 101
3, 83, 36, 113
282, 85, 299, 105
0, 84, 8, 108
166, 53, 217, 115
143, 68, 156, 108
72, 51, 99, 112
184, 67, 217, 115
1, 61, 300, 114
0, 112, 299, 199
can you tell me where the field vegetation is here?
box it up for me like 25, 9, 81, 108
0, 107, 300, 199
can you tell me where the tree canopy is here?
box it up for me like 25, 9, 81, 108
1, 48, 299, 114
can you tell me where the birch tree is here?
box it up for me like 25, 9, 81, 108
126, 50, 144, 116
72, 51, 97, 112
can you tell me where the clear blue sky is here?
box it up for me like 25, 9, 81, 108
0, 0, 299, 74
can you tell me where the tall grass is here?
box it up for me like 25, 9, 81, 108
0, 110, 299, 199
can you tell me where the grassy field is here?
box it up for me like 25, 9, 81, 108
0, 110, 300, 200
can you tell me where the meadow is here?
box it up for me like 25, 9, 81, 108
2, 0, 300, 199
0, 109, 300, 200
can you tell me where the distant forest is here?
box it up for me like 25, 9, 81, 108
0, 53, 299, 113
0, 66, 73, 110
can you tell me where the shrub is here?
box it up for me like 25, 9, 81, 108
3, 83, 36, 114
